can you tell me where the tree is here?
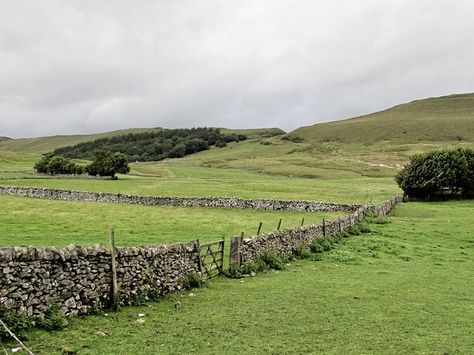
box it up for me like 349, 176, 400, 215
86, 151, 130, 179
395, 148, 474, 199
34, 154, 83, 175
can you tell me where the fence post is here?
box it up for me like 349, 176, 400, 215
277, 218, 282, 230
338, 218, 342, 234
230, 234, 243, 268
257, 222, 263, 235
301, 217, 305, 226
109, 227, 119, 307
195, 239, 203, 274
322, 219, 326, 237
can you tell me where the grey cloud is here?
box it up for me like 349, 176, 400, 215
1, 0, 474, 138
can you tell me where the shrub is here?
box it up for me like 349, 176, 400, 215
261, 252, 287, 270
294, 246, 312, 259
36, 304, 66, 331
0, 311, 33, 340
227, 260, 267, 279
182, 273, 206, 289
395, 147, 474, 199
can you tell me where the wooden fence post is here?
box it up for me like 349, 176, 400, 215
322, 219, 326, 237
257, 222, 263, 235
277, 218, 282, 230
301, 217, 305, 226
195, 239, 203, 274
109, 227, 119, 307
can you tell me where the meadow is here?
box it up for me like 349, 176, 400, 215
17, 200, 474, 354
0, 194, 340, 247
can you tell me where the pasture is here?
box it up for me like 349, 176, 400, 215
18, 200, 474, 354
0, 194, 340, 247
1, 118, 473, 354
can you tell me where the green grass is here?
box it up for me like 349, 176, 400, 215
291, 93, 474, 144
0, 195, 339, 247
13, 200, 473, 354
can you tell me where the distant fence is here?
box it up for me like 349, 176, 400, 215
0, 193, 402, 319
0, 185, 362, 212
230, 195, 402, 268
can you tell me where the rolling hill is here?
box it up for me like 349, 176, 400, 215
0, 127, 285, 155
0, 128, 163, 154
290, 93, 474, 143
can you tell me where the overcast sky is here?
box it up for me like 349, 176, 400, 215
1, 1, 474, 138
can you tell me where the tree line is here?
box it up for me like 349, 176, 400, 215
35, 151, 130, 179
396, 147, 474, 199
52, 128, 247, 162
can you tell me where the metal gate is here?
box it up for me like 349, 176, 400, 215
198, 239, 224, 279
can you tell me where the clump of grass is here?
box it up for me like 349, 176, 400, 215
182, 273, 206, 289
36, 304, 67, 331
0, 311, 33, 340
227, 259, 268, 278
365, 212, 391, 225
329, 250, 361, 263
294, 245, 312, 259
261, 252, 288, 270
1, 304, 67, 340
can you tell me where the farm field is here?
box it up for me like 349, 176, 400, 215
15, 200, 474, 354
0, 195, 340, 247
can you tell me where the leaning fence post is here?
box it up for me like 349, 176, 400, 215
277, 218, 282, 230
301, 217, 305, 226
195, 239, 203, 274
257, 222, 263, 235
109, 227, 119, 308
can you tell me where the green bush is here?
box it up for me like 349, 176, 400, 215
310, 239, 325, 253
182, 273, 206, 289
0, 311, 33, 340
227, 260, 267, 278
261, 252, 287, 270
36, 304, 66, 331
395, 147, 474, 199
294, 246, 312, 259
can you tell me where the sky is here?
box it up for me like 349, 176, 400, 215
1, 1, 474, 138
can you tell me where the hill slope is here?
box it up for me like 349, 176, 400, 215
290, 93, 474, 143
0, 128, 162, 154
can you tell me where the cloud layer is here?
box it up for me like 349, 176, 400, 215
1, 0, 474, 138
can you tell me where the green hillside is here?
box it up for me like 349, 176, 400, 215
290, 93, 474, 143
0, 136, 11, 142
0, 128, 162, 154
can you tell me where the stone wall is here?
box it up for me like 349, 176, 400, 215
0, 186, 361, 212
0, 242, 200, 317
230, 195, 402, 267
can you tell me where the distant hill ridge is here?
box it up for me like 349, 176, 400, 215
290, 93, 474, 143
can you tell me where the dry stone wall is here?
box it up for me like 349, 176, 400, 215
0, 186, 361, 212
230, 195, 402, 267
0, 242, 200, 317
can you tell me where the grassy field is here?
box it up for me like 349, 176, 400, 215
13, 200, 473, 354
0, 195, 340, 248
